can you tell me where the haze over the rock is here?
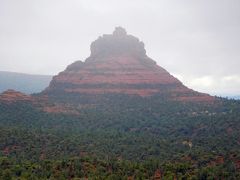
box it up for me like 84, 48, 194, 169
1, 0, 239, 96
44, 27, 213, 102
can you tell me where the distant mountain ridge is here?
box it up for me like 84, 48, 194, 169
0, 71, 52, 94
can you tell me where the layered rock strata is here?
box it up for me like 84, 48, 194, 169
43, 27, 213, 102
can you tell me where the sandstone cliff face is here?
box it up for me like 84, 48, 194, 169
44, 27, 213, 102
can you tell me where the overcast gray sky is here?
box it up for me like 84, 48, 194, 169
0, 0, 240, 96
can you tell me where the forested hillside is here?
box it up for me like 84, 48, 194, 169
0, 95, 240, 179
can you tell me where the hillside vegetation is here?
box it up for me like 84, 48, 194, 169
0, 95, 240, 179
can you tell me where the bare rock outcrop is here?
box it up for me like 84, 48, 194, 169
43, 27, 214, 102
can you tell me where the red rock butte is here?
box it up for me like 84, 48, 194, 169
0, 89, 32, 103
43, 27, 214, 102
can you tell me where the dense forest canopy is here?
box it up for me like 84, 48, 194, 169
0, 94, 240, 179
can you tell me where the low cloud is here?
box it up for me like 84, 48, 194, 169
0, 0, 239, 96
173, 73, 240, 96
